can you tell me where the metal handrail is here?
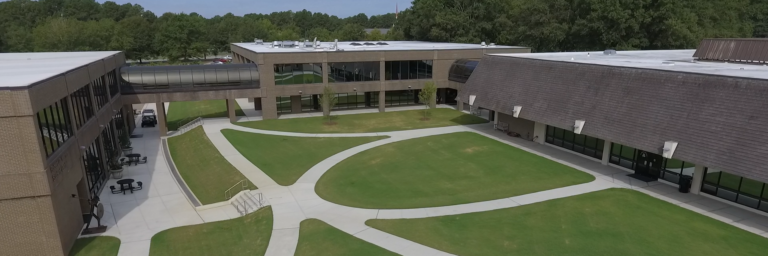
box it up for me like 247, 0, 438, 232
224, 180, 248, 200
177, 117, 204, 134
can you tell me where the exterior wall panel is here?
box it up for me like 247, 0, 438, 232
460, 55, 768, 183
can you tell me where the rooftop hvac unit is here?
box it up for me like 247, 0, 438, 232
282, 40, 295, 47
255, 39, 264, 45
480, 42, 487, 47
489, 43, 496, 47
304, 40, 313, 47
604, 49, 617, 55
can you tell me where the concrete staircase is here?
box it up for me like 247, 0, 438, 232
231, 190, 267, 216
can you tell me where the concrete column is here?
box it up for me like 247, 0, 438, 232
690, 165, 706, 194
601, 140, 612, 165
156, 101, 167, 136
457, 99, 464, 112
253, 98, 262, 110
379, 59, 386, 112
290, 95, 302, 113
378, 91, 385, 112
532, 122, 546, 144
261, 97, 278, 119
226, 99, 236, 123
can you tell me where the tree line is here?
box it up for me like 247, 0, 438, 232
394, 0, 768, 52
1, 0, 767, 62
0, 0, 399, 61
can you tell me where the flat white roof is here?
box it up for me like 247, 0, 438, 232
492, 50, 768, 80
0, 51, 120, 88
233, 41, 526, 53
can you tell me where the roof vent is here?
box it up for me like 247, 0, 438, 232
480, 42, 487, 47
489, 43, 496, 47
603, 49, 617, 55
294, 41, 300, 48
376, 42, 389, 45
662, 61, 675, 66
254, 38, 264, 45
272, 41, 279, 48
363, 42, 376, 46
350, 42, 362, 46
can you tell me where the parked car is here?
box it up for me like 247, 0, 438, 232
141, 115, 157, 127
141, 109, 157, 127
224, 55, 232, 60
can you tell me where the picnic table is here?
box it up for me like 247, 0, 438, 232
116, 179, 135, 194
125, 153, 141, 166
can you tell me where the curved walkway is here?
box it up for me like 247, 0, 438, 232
201, 120, 620, 256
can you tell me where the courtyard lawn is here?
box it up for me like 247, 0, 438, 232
316, 132, 595, 209
367, 189, 768, 256
168, 127, 250, 205
295, 219, 398, 256
149, 206, 272, 256
221, 129, 387, 186
68, 236, 120, 256
236, 108, 487, 133
166, 100, 245, 131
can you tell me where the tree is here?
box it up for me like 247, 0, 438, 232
320, 85, 337, 124
334, 24, 365, 41
366, 29, 385, 41
418, 82, 437, 120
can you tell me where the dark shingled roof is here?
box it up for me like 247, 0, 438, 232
459, 55, 768, 183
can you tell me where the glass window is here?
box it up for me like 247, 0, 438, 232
704, 169, 721, 184
36, 98, 73, 157
719, 172, 742, 191
384, 62, 392, 80
390, 61, 401, 80
409, 60, 418, 79
274, 63, 322, 85
739, 178, 764, 198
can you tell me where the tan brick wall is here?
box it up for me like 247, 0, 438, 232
0, 90, 33, 117
0, 196, 65, 256
0, 116, 47, 175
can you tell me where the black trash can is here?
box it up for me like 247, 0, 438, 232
679, 175, 692, 193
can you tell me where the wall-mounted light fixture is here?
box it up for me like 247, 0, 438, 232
662, 141, 679, 159
573, 120, 585, 134
353, 88, 357, 91
298, 91, 302, 95
512, 106, 522, 118
469, 95, 477, 106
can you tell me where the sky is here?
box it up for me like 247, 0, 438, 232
99, 0, 410, 18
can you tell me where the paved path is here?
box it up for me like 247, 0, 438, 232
202, 120, 622, 256
80, 104, 241, 256
201, 119, 768, 255
104, 106, 768, 255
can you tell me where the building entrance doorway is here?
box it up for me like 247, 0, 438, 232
634, 150, 663, 180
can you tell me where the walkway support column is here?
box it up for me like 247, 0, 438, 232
457, 99, 464, 112
690, 165, 706, 194
226, 99, 236, 123
156, 101, 167, 136
601, 140, 612, 165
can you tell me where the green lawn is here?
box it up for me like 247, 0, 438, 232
316, 132, 595, 209
367, 189, 768, 256
166, 100, 245, 131
68, 236, 120, 256
168, 127, 250, 205
295, 219, 398, 256
237, 108, 488, 133
221, 129, 387, 186
150, 206, 272, 256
